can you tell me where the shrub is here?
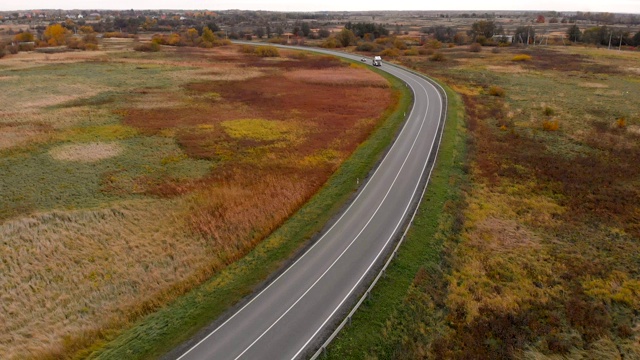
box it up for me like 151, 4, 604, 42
7, 45, 18, 54
430, 52, 446, 61
491, 47, 500, 54
393, 39, 407, 50
542, 119, 559, 131
512, 54, 532, 61
488, 85, 505, 97
133, 42, 160, 52
18, 43, 35, 51
381, 48, 400, 57
616, 117, 627, 128
239, 44, 254, 54
0, 43, 5, 59
404, 48, 419, 56
356, 42, 376, 51
543, 106, 555, 116
469, 43, 482, 52
320, 37, 340, 48
425, 39, 442, 49
255, 45, 279, 57
267, 37, 287, 45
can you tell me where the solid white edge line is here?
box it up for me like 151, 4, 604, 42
235, 74, 431, 360
292, 76, 441, 360
307, 70, 447, 360
177, 46, 418, 360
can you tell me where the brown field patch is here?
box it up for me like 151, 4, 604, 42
49, 142, 123, 162
0, 122, 51, 150
485, 65, 527, 74
284, 67, 389, 87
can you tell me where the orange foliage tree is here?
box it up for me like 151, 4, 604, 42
14, 31, 34, 42
44, 24, 68, 46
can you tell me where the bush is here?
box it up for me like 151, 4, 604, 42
133, 42, 160, 52
488, 85, 505, 97
239, 44, 254, 54
430, 52, 446, 61
356, 42, 375, 51
425, 39, 442, 49
18, 43, 34, 51
320, 37, 340, 48
543, 106, 555, 116
103, 32, 135, 39
491, 47, 501, 54
7, 45, 18, 54
512, 54, 532, 61
255, 45, 279, 57
469, 43, 482, 52
542, 119, 559, 131
0, 43, 5, 59
380, 48, 400, 57
404, 48, 419, 56
616, 117, 627, 128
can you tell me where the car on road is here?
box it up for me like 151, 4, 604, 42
360, 57, 367, 62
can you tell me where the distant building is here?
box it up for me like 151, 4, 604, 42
492, 35, 514, 43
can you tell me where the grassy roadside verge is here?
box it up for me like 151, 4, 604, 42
84, 66, 413, 360
324, 81, 466, 358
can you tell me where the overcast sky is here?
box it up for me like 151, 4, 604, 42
2, 0, 639, 14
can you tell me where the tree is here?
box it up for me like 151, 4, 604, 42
301, 22, 311, 37
567, 24, 582, 42
14, 31, 34, 42
207, 22, 220, 32
469, 20, 496, 40
318, 28, 330, 38
633, 31, 640, 46
536, 15, 546, 23
335, 28, 356, 47
582, 26, 608, 45
514, 26, 535, 44
201, 26, 216, 45
44, 24, 67, 46
425, 25, 456, 43
254, 27, 265, 39
185, 28, 199, 46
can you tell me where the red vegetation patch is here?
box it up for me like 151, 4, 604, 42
119, 49, 395, 287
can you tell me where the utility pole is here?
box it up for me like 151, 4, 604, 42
608, 31, 612, 49
619, 32, 623, 50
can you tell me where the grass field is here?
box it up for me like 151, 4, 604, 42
0, 44, 398, 359
325, 44, 640, 358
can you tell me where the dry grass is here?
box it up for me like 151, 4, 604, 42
0, 45, 395, 359
364, 44, 640, 359
284, 67, 389, 87
0, 201, 215, 359
48, 142, 123, 162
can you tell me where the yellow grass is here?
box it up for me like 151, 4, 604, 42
221, 118, 304, 143
0, 201, 216, 358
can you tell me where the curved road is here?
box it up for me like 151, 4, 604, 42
175, 45, 445, 360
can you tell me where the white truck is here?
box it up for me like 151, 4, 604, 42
372, 56, 382, 67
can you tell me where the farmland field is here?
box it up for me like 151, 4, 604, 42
0, 43, 397, 359
327, 44, 640, 358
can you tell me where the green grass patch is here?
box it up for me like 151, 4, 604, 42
85, 66, 414, 360
0, 136, 212, 219
324, 81, 467, 358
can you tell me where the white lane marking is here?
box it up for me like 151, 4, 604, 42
177, 51, 418, 360
236, 75, 434, 359
292, 77, 443, 360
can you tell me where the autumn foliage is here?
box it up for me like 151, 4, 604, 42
43, 23, 68, 46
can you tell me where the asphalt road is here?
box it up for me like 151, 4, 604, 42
175, 45, 445, 360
